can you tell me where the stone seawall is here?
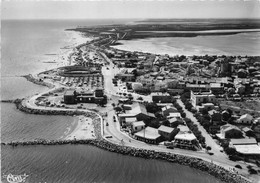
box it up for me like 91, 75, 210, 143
2, 139, 250, 183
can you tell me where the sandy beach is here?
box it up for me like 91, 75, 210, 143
55, 31, 93, 68
64, 115, 96, 140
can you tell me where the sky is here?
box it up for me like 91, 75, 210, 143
2, 0, 260, 20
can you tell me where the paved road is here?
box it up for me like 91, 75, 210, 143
176, 99, 226, 158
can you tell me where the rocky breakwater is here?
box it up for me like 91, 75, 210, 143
14, 99, 97, 118
22, 74, 55, 88
2, 138, 250, 183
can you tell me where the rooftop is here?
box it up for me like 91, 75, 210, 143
233, 144, 260, 155
125, 117, 137, 123
132, 121, 145, 127
64, 90, 75, 96
158, 125, 175, 133
162, 105, 177, 112
230, 138, 257, 145
239, 114, 253, 120
135, 127, 161, 140
175, 132, 196, 141
151, 92, 170, 96
167, 112, 181, 118
177, 125, 190, 132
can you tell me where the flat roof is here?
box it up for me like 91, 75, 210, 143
158, 125, 175, 133
233, 144, 260, 155
125, 117, 137, 122
151, 92, 170, 96
64, 90, 74, 96
168, 117, 178, 123
162, 105, 177, 112
118, 113, 137, 117
132, 121, 145, 127
230, 138, 257, 145
135, 127, 161, 140
177, 125, 190, 132
167, 112, 181, 118
175, 132, 196, 141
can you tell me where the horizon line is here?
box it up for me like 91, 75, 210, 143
3, 17, 260, 21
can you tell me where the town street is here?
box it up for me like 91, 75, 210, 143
176, 99, 226, 158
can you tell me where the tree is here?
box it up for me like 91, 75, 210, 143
137, 96, 143, 101
206, 146, 212, 151
114, 106, 122, 112
145, 102, 160, 113
148, 119, 160, 128
225, 147, 236, 156
112, 103, 116, 108
181, 112, 186, 118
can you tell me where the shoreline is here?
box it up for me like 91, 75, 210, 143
6, 98, 252, 183
2, 139, 251, 183
63, 115, 96, 140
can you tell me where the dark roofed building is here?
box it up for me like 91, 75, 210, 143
64, 90, 76, 104
158, 125, 177, 141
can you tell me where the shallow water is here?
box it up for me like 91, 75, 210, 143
112, 32, 260, 56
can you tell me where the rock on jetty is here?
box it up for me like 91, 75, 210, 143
2, 138, 250, 183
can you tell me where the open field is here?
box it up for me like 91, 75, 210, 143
67, 19, 260, 40
219, 99, 260, 117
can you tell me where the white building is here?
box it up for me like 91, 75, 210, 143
125, 117, 137, 126
237, 114, 253, 124
230, 139, 260, 156
190, 91, 216, 111
131, 121, 145, 133
173, 132, 199, 150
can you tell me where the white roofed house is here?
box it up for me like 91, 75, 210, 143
237, 114, 253, 125
190, 90, 216, 112
134, 126, 162, 144
131, 121, 145, 133
167, 112, 181, 119
173, 131, 200, 150
229, 139, 260, 158
125, 117, 137, 126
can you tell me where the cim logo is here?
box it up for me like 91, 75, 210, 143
3, 173, 29, 183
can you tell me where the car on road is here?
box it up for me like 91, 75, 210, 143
105, 135, 113, 138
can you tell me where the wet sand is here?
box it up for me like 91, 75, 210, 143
64, 115, 96, 140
